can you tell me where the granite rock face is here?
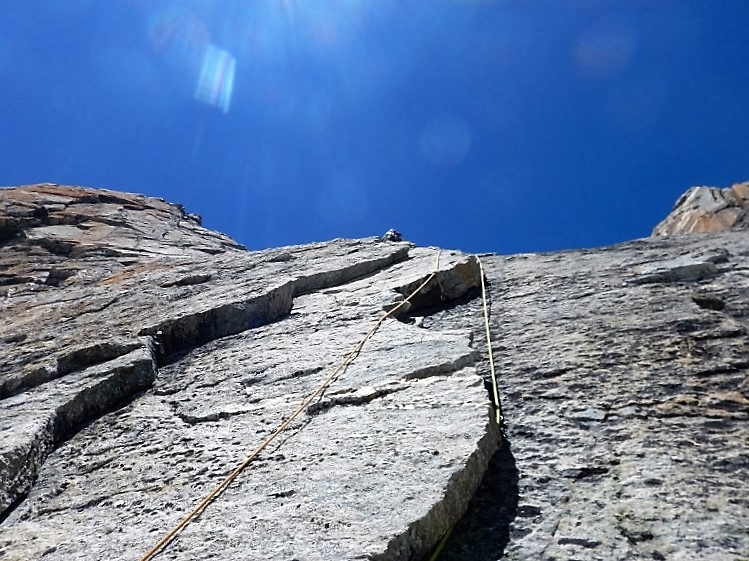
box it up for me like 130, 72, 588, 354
0, 184, 494, 561
2, 183, 748, 561
439, 233, 749, 561
653, 180, 749, 236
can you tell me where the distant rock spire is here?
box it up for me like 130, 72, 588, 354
652, 180, 749, 236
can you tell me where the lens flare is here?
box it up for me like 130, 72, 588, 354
147, 6, 208, 70
195, 44, 236, 113
574, 21, 637, 78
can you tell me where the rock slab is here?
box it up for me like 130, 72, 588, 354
0, 184, 498, 561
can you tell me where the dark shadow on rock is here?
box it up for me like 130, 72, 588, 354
400, 287, 482, 324
435, 439, 519, 561
0, 491, 28, 525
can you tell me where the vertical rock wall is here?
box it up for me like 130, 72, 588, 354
439, 235, 749, 560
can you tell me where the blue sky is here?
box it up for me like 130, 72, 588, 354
1, 1, 748, 254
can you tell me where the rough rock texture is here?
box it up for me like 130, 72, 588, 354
438, 238, 749, 560
0, 184, 496, 561
653, 180, 749, 236
2, 183, 748, 561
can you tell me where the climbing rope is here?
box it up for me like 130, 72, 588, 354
426, 255, 503, 561
426, 524, 455, 561
476, 256, 502, 428
138, 252, 442, 561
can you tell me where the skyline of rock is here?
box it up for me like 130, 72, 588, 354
1, 183, 747, 560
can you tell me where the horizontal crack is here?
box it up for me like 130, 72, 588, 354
292, 246, 411, 296
0, 347, 156, 521
140, 281, 295, 364
1, 338, 142, 399
404, 352, 478, 380
307, 382, 409, 416
176, 408, 251, 425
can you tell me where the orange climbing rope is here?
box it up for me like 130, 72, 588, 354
138, 251, 442, 561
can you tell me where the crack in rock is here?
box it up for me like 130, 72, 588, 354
0, 242, 425, 526
306, 382, 409, 416
160, 273, 213, 288
0, 347, 155, 517
631, 258, 724, 284
292, 245, 411, 296
139, 281, 296, 363
1, 338, 143, 399
404, 352, 479, 380
0, 188, 500, 561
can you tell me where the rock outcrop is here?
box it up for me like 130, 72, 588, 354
1, 183, 748, 561
652, 180, 749, 236
0, 184, 495, 561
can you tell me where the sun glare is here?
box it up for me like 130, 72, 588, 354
142, 1, 390, 114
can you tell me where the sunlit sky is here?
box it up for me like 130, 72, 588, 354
2, 1, 748, 253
